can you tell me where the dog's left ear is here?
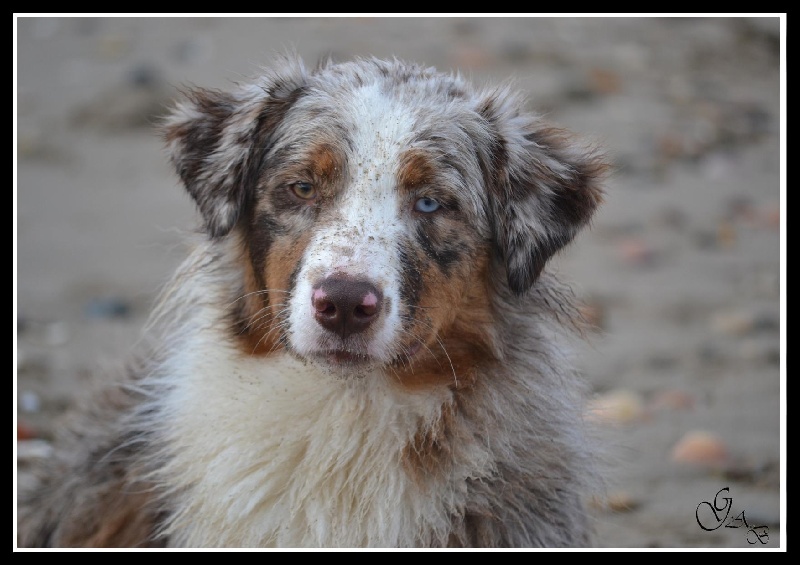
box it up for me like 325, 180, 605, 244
478, 92, 607, 295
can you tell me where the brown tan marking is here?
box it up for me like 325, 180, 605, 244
309, 143, 344, 186
401, 402, 457, 486
230, 229, 313, 356
61, 490, 163, 548
397, 148, 437, 191
230, 238, 275, 356
393, 246, 495, 391
257, 142, 345, 212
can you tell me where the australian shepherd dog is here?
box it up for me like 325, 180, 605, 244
17, 55, 608, 548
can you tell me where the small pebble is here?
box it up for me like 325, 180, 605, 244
588, 68, 622, 95
605, 491, 640, 513
671, 430, 729, 466
84, 297, 132, 320
712, 308, 778, 337
617, 238, 657, 267
656, 133, 685, 161
711, 311, 754, 336
19, 391, 41, 413
589, 491, 640, 513
587, 389, 645, 425
17, 439, 53, 462
17, 422, 36, 441
126, 63, 162, 88
449, 46, 493, 69
650, 389, 695, 412
761, 204, 781, 229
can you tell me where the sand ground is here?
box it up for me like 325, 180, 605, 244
15, 15, 785, 550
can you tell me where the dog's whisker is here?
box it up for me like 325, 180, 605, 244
256, 312, 286, 347
240, 302, 290, 333
245, 308, 285, 332
434, 335, 459, 388
397, 314, 458, 386
229, 289, 290, 306
396, 316, 448, 369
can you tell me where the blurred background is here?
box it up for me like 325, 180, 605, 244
15, 16, 784, 549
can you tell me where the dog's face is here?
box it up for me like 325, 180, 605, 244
163, 57, 605, 378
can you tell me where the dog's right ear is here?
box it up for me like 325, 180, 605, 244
162, 75, 306, 237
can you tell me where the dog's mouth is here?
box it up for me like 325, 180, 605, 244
390, 341, 423, 365
322, 350, 372, 366
310, 341, 424, 369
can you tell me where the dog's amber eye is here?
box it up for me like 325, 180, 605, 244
291, 182, 316, 200
414, 197, 441, 213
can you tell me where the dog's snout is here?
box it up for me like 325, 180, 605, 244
312, 278, 382, 339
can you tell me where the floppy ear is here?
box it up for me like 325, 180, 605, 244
161, 73, 306, 237
478, 91, 607, 295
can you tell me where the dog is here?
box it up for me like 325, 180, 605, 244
17, 54, 607, 548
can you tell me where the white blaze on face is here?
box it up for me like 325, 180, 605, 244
287, 83, 417, 362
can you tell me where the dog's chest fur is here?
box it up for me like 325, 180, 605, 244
153, 315, 492, 547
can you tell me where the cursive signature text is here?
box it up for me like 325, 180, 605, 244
696, 487, 769, 544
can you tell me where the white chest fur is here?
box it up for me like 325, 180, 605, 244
149, 326, 489, 547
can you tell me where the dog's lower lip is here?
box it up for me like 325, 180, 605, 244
324, 350, 370, 365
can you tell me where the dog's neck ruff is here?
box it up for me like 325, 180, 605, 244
142, 248, 491, 547
153, 343, 495, 547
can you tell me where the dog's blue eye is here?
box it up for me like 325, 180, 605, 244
414, 197, 441, 213
291, 182, 316, 200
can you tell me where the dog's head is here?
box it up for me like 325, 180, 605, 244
163, 56, 605, 376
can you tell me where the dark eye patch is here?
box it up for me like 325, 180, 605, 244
246, 212, 286, 287
398, 240, 423, 316
414, 223, 462, 275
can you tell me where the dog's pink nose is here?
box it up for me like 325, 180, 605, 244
312, 278, 382, 339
